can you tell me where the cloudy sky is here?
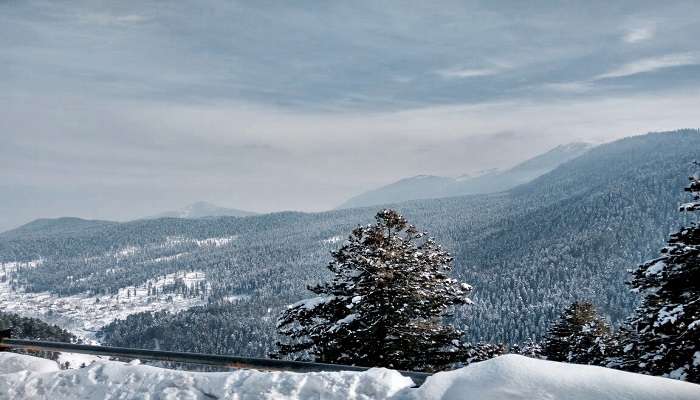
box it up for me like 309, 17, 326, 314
2, 0, 700, 230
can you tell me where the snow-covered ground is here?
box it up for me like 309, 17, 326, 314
1, 353, 698, 400
161, 235, 238, 249
1, 262, 208, 340
111, 235, 236, 260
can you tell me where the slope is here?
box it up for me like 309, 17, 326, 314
338, 142, 594, 209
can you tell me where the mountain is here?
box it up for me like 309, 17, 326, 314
0, 217, 118, 240
338, 175, 456, 210
338, 142, 594, 209
145, 201, 257, 219
1, 130, 698, 360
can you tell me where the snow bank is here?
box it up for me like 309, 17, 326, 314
1, 353, 699, 400
0, 353, 59, 375
409, 354, 700, 400
0, 353, 412, 400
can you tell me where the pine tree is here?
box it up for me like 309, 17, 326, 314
460, 342, 507, 364
511, 338, 544, 359
274, 209, 473, 371
542, 301, 613, 365
620, 162, 700, 382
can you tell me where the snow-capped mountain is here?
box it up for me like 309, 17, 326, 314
337, 142, 594, 209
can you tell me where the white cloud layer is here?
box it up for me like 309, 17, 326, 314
595, 53, 700, 80
435, 67, 504, 79
623, 25, 656, 43
1, 0, 700, 229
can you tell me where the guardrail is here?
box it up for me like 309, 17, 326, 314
0, 338, 430, 386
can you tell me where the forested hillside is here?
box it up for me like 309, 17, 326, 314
2, 130, 698, 359
0, 312, 78, 361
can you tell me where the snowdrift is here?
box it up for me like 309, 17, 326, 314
1, 353, 698, 400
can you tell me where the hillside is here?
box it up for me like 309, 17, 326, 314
0, 312, 78, 362
338, 142, 594, 209
0, 217, 118, 240
1, 130, 698, 359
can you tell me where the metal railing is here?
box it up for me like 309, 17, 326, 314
0, 338, 430, 385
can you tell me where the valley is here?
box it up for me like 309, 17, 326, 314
1, 130, 698, 359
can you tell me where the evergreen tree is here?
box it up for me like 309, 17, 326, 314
511, 338, 544, 359
542, 301, 613, 365
460, 342, 507, 364
274, 209, 473, 371
0, 312, 78, 362
620, 162, 700, 382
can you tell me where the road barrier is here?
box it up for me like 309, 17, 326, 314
0, 338, 430, 385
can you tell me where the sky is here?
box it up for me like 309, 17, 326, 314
1, 0, 700, 231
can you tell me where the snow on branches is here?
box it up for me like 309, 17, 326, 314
620, 162, 700, 382
274, 209, 474, 371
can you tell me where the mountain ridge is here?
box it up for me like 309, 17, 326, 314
144, 201, 258, 219
1, 129, 698, 358
337, 142, 595, 209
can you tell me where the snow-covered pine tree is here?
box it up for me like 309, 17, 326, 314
542, 301, 613, 365
511, 338, 544, 359
459, 342, 507, 364
274, 209, 473, 371
619, 162, 700, 382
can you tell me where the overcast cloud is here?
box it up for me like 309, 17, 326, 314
1, 0, 700, 231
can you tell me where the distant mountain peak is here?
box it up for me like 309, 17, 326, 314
337, 141, 596, 209
0, 217, 117, 238
146, 202, 257, 220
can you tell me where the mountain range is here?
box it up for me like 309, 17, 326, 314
1, 129, 698, 359
337, 142, 594, 209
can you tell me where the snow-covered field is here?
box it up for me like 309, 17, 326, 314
1, 353, 698, 400
1, 261, 208, 340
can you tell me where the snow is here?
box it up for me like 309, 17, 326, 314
655, 304, 684, 327
409, 355, 700, 400
0, 353, 59, 375
56, 352, 106, 369
143, 252, 190, 264
322, 235, 343, 244
689, 320, 700, 330
330, 313, 358, 331
110, 235, 236, 260
0, 353, 411, 400
193, 236, 237, 247
1, 353, 699, 400
288, 295, 336, 310
116, 245, 139, 258
644, 260, 666, 276
163, 235, 237, 248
